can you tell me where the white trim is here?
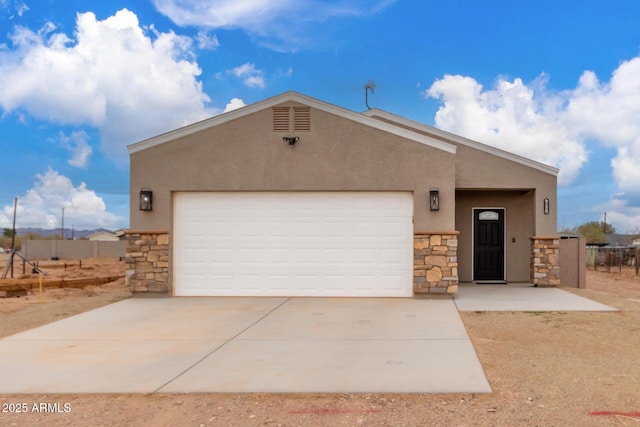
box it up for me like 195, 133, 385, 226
471, 207, 507, 281
128, 91, 456, 155
363, 109, 559, 176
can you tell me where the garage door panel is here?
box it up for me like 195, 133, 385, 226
380, 248, 408, 264
266, 249, 290, 263
182, 220, 209, 238
293, 221, 320, 236
238, 248, 262, 262
183, 274, 207, 290
378, 221, 409, 236
293, 248, 317, 263
174, 192, 413, 297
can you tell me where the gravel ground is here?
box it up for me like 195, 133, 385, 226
1, 260, 639, 426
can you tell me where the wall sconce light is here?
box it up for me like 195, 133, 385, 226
429, 188, 440, 211
544, 198, 550, 215
139, 188, 153, 211
282, 136, 299, 146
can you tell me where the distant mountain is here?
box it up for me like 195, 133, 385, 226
14, 227, 115, 239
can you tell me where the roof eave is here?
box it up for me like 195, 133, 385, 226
363, 108, 559, 177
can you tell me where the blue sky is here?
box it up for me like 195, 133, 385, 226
1, 0, 640, 232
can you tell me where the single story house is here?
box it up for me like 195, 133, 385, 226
87, 230, 120, 241
125, 91, 560, 297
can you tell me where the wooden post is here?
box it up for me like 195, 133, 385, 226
635, 248, 639, 277
619, 249, 622, 273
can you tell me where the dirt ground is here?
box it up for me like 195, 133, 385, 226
1, 259, 639, 426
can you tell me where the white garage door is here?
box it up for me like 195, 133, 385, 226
173, 192, 413, 297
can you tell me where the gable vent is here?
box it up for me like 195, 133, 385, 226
293, 107, 311, 131
273, 107, 290, 132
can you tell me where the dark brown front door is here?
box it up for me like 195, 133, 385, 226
473, 209, 505, 281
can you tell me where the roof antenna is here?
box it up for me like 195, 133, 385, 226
365, 80, 376, 110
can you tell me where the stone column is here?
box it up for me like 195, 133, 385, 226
530, 236, 560, 287
124, 230, 170, 294
414, 231, 459, 295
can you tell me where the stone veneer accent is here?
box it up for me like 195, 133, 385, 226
124, 229, 460, 296
530, 236, 561, 287
413, 232, 459, 295
124, 230, 169, 294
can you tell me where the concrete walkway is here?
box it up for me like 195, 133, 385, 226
455, 283, 617, 312
0, 297, 491, 394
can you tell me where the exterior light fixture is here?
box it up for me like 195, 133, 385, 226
282, 136, 299, 146
544, 198, 550, 215
139, 188, 153, 211
429, 188, 440, 211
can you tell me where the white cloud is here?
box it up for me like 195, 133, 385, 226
151, 0, 397, 50
593, 198, 640, 234
223, 97, 246, 113
0, 9, 213, 161
152, 0, 290, 29
229, 63, 265, 89
0, 169, 122, 230
1, 0, 28, 19
58, 131, 92, 168
427, 61, 640, 196
195, 30, 219, 50
564, 58, 640, 199
426, 56, 640, 231
15, 1, 27, 16
427, 74, 588, 186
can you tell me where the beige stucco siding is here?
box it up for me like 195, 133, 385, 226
454, 144, 557, 236
130, 103, 456, 231
455, 190, 535, 282
367, 111, 558, 237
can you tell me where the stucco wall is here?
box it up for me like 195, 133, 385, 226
454, 145, 557, 236
130, 102, 456, 232
366, 111, 557, 238
455, 190, 535, 282
559, 237, 586, 288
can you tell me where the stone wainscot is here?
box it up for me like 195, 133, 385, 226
413, 231, 459, 295
530, 236, 561, 287
124, 230, 460, 296
124, 230, 169, 294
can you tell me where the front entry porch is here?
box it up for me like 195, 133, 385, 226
454, 282, 615, 312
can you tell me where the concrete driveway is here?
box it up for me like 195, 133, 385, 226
0, 297, 490, 394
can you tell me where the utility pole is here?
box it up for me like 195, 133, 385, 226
10, 198, 17, 278
603, 212, 607, 234
61, 207, 65, 240
10, 198, 17, 251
